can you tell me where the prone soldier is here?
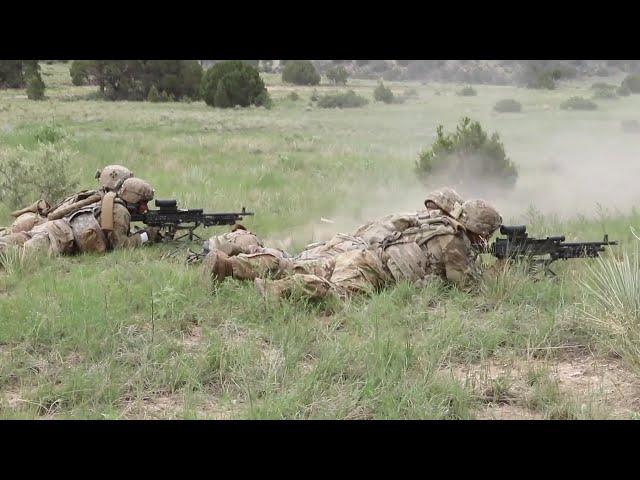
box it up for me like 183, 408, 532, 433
201, 187, 502, 300
0, 166, 160, 256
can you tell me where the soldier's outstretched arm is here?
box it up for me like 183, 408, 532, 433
107, 204, 149, 249
440, 234, 481, 288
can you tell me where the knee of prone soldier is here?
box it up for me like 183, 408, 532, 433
203, 250, 233, 281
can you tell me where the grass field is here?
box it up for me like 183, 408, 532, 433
1, 63, 640, 419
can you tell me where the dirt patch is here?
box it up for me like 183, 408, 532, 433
120, 392, 240, 420
2, 388, 23, 410
552, 350, 640, 417
182, 325, 203, 350
446, 348, 640, 419
477, 404, 544, 420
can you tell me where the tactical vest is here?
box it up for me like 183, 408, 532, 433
379, 215, 464, 283
66, 193, 124, 253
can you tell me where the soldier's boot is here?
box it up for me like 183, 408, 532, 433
203, 250, 234, 282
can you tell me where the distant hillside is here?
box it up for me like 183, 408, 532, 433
202, 60, 640, 85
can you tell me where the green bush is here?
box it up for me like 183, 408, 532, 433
0, 142, 78, 208
493, 99, 522, 112
456, 86, 477, 96
26, 73, 45, 100
69, 60, 93, 86
527, 70, 557, 90
560, 97, 597, 111
282, 60, 320, 86
74, 60, 202, 101
415, 117, 518, 190
592, 88, 618, 100
287, 91, 299, 101
317, 90, 368, 108
33, 124, 66, 144
326, 66, 349, 85
618, 84, 632, 96
373, 82, 394, 103
147, 85, 161, 102
200, 60, 270, 109
0, 61, 25, 88
622, 74, 640, 93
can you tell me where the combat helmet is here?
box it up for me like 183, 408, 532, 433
96, 165, 134, 192
424, 187, 464, 218
458, 199, 502, 238
117, 178, 155, 204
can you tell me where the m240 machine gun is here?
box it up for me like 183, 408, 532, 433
130, 199, 254, 241
489, 225, 618, 276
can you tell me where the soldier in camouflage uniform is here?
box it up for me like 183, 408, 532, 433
0, 170, 160, 256
0, 164, 135, 239
202, 187, 502, 300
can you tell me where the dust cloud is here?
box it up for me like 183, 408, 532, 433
266, 121, 640, 250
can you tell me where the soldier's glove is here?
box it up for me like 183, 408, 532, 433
147, 226, 163, 243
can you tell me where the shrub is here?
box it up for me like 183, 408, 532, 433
622, 74, 640, 93
560, 97, 597, 110
144, 60, 202, 100
287, 91, 299, 101
527, 70, 557, 90
373, 82, 394, 103
26, 73, 45, 100
456, 86, 477, 96
618, 84, 632, 96
282, 60, 320, 86
310, 89, 319, 102
0, 61, 47, 90
592, 88, 618, 100
326, 66, 349, 85
317, 90, 368, 109
147, 85, 161, 102
69, 60, 93, 86
75, 60, 203, 101
33, 124, 66, 144
282, 60, 320, 85
493, 99, 522, 113
0, 142, 78, 208
0, 61, 25, 88
415, 117, 518, 191
200, 60, 270, 109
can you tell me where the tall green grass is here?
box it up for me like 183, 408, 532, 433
582, 237, 640, 371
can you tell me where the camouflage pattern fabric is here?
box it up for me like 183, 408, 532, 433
206, 229, 264, 256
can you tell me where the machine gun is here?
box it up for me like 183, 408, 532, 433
130, 199, 254, 241
488, 225, 618, 276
